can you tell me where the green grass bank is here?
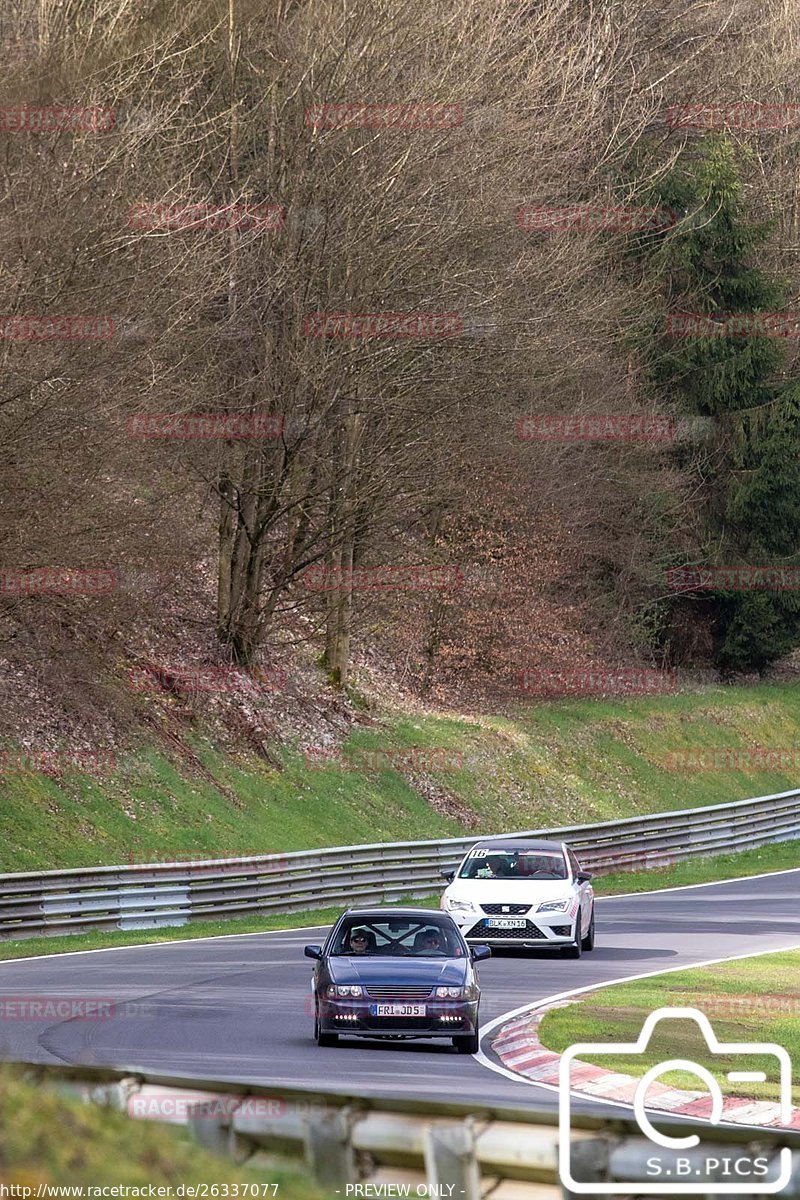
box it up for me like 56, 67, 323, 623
539, 948, 800, 1103
3, 683, 800, 873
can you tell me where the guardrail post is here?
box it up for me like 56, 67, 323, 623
304, 1105, 358, 1187
188, 1109, 230, 1157
560, 1135, 609, 1199
87, 1076, 142, 1112
187, 1100, 252, 1163
423, 1119, 481, 1200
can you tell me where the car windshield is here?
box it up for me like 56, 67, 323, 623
458, 848, 568, 880
330, 918, 464, 957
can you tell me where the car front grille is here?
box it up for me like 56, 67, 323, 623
480, 903, 531, 915
466, 919, 545, 940
364, 986, 433, 999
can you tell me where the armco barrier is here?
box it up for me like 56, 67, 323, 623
17, 1061, 800, 1199
0, 788, 798, 940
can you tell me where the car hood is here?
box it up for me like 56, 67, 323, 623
328, 957, 468, 987
445, 879, 572, 904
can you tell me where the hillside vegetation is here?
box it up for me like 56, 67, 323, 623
0, 1067, 321, 1198
4, 0, 800, 745
4, 682, 799, 872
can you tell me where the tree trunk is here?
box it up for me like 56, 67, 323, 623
325, 401, 361, 687
217, 471, 235, 639
325, 540, 342, 674
216, 0, 242, 652
331, 529, 354, 687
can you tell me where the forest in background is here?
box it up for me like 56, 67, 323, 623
2, 0, 800, 755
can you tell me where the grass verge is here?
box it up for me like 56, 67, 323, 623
539, 948, 800, 1104
591, 838, 800, 895
0, 897, 440, 962
0, 1065, 323, 1196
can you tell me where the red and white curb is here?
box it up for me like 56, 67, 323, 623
490, 1001, 800, 1130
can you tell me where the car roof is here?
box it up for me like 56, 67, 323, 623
466, 838, 566, 852
343, 908, 454, 919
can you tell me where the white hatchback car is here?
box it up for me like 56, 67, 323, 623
440, 838, 595, 957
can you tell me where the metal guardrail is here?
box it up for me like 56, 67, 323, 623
1, 787, 798, 940
19, 1060, 800, 1199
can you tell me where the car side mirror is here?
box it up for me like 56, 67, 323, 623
470, 945, 491, 962
440, 869, 455, 882
304, 945, 322, 959
575, 871, 593, 883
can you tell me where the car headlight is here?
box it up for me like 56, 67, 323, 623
326, 985, 363, 998
537, 898, 571, 913
435, 986, 464, 999
446, 899, 475, 914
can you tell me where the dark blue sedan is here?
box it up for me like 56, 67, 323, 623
304, 907, 490, 1052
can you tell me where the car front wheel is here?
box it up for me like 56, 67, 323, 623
454, 1029, 480, 1054
315, 1007, 338, 1047
562, 921, 583, 958
581, 906, 595, 951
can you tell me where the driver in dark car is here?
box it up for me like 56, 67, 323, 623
420, 928, 445, 954
348, 929, 370, 954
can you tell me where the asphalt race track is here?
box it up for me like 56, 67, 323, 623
1, 870, 799, 1117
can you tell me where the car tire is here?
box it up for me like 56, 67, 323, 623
315, 1008, 338, 1047
581, 906, 595, 951
562, 921, 582, 958
454, 1029, 480, 1054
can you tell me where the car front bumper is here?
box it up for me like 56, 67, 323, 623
449, 911, 578, 946
318, 996, 479, 1037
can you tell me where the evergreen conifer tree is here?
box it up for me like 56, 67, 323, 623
642, 137, 800, 671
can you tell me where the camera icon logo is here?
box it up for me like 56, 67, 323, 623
558, 1006, 792, 1194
